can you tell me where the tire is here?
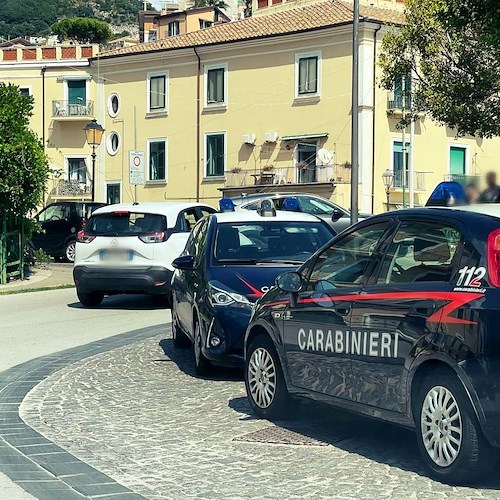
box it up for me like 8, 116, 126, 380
153, 294, 171, 308
193, 319, 211, 376
414, 369, 496, 484
64, 240, 76, 263
77, 289, 104, 307
172, 302, 190, 348
245, 334, 292, 420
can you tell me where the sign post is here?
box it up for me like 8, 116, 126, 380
129, 150, 145, 203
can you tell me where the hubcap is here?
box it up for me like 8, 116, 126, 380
66, 242, 76, 262
421, 385, 462, 467
248, 347, 277, 409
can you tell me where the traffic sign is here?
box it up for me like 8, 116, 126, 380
129, 150, 145, 185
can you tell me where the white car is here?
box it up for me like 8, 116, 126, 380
73, 202, 216, 307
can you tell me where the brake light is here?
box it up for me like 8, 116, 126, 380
77, 230, 95, 244
114, 210, 129, 215
487, 229, 500, 287
139, 232, 168, 244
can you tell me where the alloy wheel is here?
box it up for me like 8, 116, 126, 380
248, 347, 277, 409
66, 241, 76, 262
421, 385, 463, 467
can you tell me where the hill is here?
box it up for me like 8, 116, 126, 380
0, 0, 152, 40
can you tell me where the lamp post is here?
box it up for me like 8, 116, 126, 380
84, 119, 105, 202
382, 169, 394, 212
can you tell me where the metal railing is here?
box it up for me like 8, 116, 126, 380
388, 94, 412, 111
393, 171, 426, 191
225, 164, 351, 188
54, 179, 91, 197
0, 214, 23, 285
52, 100, 94, 117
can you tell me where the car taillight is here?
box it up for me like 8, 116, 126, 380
487, 228, 500, 287
139, 231, 168, 244
77, 230, 95, 244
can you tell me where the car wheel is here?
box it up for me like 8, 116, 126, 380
414, 369, 496, 484
172, 302, 190, 348
245, 334, 292, 420
193, 319, 211, 376
77, 289, 104, 307
65, 240, 76, 263
153, 294, 171, 308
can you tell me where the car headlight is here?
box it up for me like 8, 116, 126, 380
208, 283, 251, 308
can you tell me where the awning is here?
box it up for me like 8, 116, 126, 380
281, 133, 328, 141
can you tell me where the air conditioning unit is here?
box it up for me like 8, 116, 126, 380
264, 131, 279, 143
242, 134, 256, 145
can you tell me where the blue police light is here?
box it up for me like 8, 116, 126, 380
425, 181, 467, 207
257, 199, 276, 217
219, 198, 235, 212
282, 197, 300, 212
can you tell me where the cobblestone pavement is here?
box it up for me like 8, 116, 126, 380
21, 332, 500, 499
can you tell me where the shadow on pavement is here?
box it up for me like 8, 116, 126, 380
68, 294, 170, 311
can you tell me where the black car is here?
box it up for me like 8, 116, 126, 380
244, 205, 500, 484
171, 206, 334, 375
31, 202, 105, 262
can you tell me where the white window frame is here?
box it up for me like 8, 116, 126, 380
448, 143, 470, 176
168, 20, 180, 36
204, 131, 227, 179
147, 137, 168, 182
107, 92, 121, 117
105, 180, 122, 204
146, 70, 169, 114
295, 51, 321, 99
106, 130, 121, 156
63, 77, 90, 104
204, 62, 228, 109
19, 86, 32, 97
64, 154, 91, 185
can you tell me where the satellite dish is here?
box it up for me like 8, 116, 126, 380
316, 148, 334, 166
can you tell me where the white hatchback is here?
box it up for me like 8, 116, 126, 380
73, 202, 215, 307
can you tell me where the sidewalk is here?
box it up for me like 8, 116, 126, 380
0, 263, 74, 294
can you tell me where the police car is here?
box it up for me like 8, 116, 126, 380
170, 199, 335, 375
244, 204, 500, 484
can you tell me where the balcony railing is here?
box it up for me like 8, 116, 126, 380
53, 179, 91, 197
393, 171, 426, 191
52, 100, 94, 118
225, 164, 351, 188
388, 94, 412, 111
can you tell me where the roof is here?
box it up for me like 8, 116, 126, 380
445, 204, 500, 219
214, 210, 324, 224
97, 0, 404, 60
93, 202, 214, 219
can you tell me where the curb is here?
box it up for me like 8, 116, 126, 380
0, 284, 75, 296
0, 324, 168, 499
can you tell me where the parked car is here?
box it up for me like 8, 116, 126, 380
171, 199, 335, 375
31, 202, 105, 262
73, 202, 216, 307
231, 193, 370, 234
244, 204, 500, 484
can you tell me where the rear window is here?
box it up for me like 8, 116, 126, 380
86, 212, 167, 236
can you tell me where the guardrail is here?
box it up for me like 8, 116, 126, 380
393, 171, 426, 191
52, 100, 94, 118
54, 179, 91, 197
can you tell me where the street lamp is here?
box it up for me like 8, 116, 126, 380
382, 169, 394, 212
84, 119, 105, 201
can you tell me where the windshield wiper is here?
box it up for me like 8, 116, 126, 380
217, 259, 258, 264
257, 259, 303, 265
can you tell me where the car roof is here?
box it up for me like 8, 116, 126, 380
213, 210, 324, 224
231, 193, 321, 205
92, 202, 212, 218
372, 204, 500, 221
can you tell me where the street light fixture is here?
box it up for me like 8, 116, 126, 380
382, 169, 394, 212
84, 119, 105, 201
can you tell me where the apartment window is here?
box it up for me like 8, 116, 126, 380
106, 183, 121, 204
205, 64, 227, 106
200, 19, 212, 29
148, 30, 157, 41
390, 75, 412, 109
19, 87, 30, 98
168, 21, 180, 36
148, 139, 167, 181
450, 146, 467, 176
67, 157, 88, 184
297, 55, 318, 95
205, 133, 225, 178
392, 141, 410, 188
106, 131, 120, 156
148, 72, 167, 112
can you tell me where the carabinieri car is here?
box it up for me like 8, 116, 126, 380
171, 200, 335, 375
244, 205, 500, 484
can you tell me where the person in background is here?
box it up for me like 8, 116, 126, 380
479, 172, 500, 203
465, 183, 480, 204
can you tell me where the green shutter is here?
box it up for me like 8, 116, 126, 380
450, 147, 466, 176
67, 80, 86, 104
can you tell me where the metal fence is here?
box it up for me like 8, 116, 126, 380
0, 214, 23, 285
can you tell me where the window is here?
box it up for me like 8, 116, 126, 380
205, 133, 225, 177
450, 146, 467, 176
377, 222, 461, 285
67, 79, 86, 105
148, 73, 167, 112
390, 75, 412, 109
392, 140, 410, 188
107, 93, 120, 117
178, 209, 198, 232
199, 207, 215, 218
19, 87, 30, 98
205, 64, 227, 106
168, 21, 180, 36
148, 139, 167, 181
297, 54, 319, 95
308, 223, 390, 290
67, 158, 88, 184
200, 19, 212, 29
297, 142, 317, 183
148, 30, 157, 41
38, 204, 70, 222
106, 132, 120, 156
106, 183, 121, 204
86, 213, 167, 236
297, 196, 344, 216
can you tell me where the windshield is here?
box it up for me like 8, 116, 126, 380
213, 221, 333, 264
85, 212, 167, 236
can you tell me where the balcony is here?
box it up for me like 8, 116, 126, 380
392, 171, 426, 191
52, 179, 91, 199
52, 100, 94, 120
387, 94, 412, 111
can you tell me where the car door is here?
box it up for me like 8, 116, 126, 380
349, 218, 463, 413
32, 203, 72, 254
281, 221, 392, 400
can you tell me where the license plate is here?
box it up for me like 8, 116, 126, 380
99, 250, 132, 261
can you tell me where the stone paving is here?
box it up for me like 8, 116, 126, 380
19, 330, 500, 499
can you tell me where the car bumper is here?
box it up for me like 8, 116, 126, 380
73, 266, 172, 295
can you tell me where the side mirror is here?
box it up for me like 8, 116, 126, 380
276, 271, 303, 293
331, 208, 343, 221
172, 255, 196, 270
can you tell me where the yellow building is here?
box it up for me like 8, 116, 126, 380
0, 43, 100, 205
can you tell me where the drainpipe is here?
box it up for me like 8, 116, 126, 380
194, 47, 201, 202
370, 24, 382, 214
41, 66, 47, 206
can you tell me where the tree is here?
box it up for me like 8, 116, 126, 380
193, 0, 229, 10
0, 84, 49, 228
51, 18, 113, 44
379, 0, 500, 138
